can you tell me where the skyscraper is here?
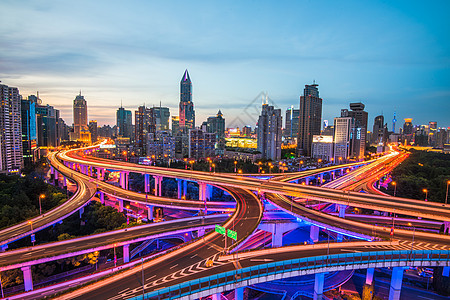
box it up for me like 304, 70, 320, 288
257, 103, 282, 161
21, 95, 37, 167
284, 106, 299, 142
73, 92, 87, 141
206, 110, 226, 152
297, 83, 323, 157
346, 102, 368, 158
333, 116, 352, 161
0, 83, 23, 173
36, 104, 59, 147
134, 106, 154, 154
372, 115, 387, 145
179, 70, 195, 132
89, 120, 98, 143
152, 106, 170, 131
117, 106, 133, 138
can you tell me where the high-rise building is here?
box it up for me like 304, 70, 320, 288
206, 110, 226, 153
257, 103, 282, 161
311, 135, 334, 161
284, 106, 299, 142
333, 117, 352, 162
0, 83, 23, 174
179, 70, 195, 132
73, 92, 87, 141
242, 126, 252, 137
36, 104, 59, 147
117, 106, 133, 140
372, 115, 387, 145
21, 95, 37, 167
89, 120, 98, 143
98, 125, 113, 139
346, 102, 368, 158
152, 106, 170, 131
402, 118, 413, 144
188, 128, 216, 160
135, 106, 155, 154
147, 131, 175, 160
171, 116, 180, 135
297, 83, 322, 157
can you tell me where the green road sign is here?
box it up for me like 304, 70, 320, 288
215, 224, 226, 236
227, 229, 237, 240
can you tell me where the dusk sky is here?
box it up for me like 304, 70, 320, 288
1, 0, 449, 130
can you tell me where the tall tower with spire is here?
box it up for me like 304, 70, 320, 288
179, 70, 195, 132
73, 91, 87, 140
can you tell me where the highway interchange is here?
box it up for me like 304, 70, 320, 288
1, 144, 449, 299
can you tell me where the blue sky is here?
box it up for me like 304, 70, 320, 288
1, 0, 449, 130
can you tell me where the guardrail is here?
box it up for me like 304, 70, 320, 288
131, 249, 450, 300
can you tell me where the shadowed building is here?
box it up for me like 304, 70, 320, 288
297, 83, 322, 157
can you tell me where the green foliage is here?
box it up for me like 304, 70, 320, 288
0, 174, 68, 229
57, 233, 76, 241
386, 150, 450, 203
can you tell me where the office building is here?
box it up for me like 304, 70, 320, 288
346, 102, 368, 158
89, 120, 98, 143
152, 106, 170, 131
333, 117, 352, 162
135, 106, 154, 153
297, 83, 323, 157
171, 116, 180, 135
372, 115, 388, 145
179, 70, 195, 132
21, 95, 37, 167
117, 106, 133, 139
284, 106, 299, 142
188, 128, 216, 160
206, 110, 226, 152
311, 135, 333, 161
257, 103, 282, 161
36, 104, 59, 148
73, 92, 87, 141
0, 83, 23, 174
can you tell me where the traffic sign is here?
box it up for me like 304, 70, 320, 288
227, 229, 237, 241
215, 224, 226, 236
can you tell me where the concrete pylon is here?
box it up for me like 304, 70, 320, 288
235, 287, 244, 300
147, 205, 154, 221
211, 293, 221, 300
366, 268, 374, 285
258, 222, 300, 248
310, 225, 319, 243
154, 176, 162, 196
123, 244, 130, 263
388, 267, 403, 300
99, 191, 105, 204
338, 204, 346, 218
21, 266, 33, 291
177, 179, 182, 199
314, 272, 324, 300
144, 174, 150, 193
118, 199, 124, 212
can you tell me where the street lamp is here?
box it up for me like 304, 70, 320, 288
423, 189, 428, 201
446, 180, 450, 205
391, 181, 397, 197
212, 163, 216, 174
39, 194, 45, 215
234, 161, 237, 173
298, 160, 303, 171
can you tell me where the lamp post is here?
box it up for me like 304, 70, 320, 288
391, 181, 397, 197
28, 221, 34, 246
446, 180, 450, 205
212, 163, 216, 174
234, 161, 237, 173
423, 189, 428, 201
39, 194, 45, 215
298, 160, 303, 171
141, 258, 145, 299
408, 222, 415, 259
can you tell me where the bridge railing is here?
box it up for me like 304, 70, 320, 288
129, 249, 450, 300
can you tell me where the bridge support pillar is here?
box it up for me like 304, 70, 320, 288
198, 228, 205, 237
444, 221, 450, 234
310, 225, 319, 243
183, 180, 188, 198
388, 267, 403, 300
211, 293, 221, 300
21, 266, 33, 291
338, 204, 346, 218
259, 222, 300, 248
144, 174, 150, 193
314, 272, 324, 300
123, 244, 130, 263
443, 266, 449, 277
331, 171, 335, 180
79, 206, 84, 218
118, 199, 124, 212
154, 176, 162, 196
305, 177, 310, 185
339, 169, 343, 176
337, 233, 343, 242
62, 176, 67, 187
235, 287, 244, 300
99, 191, 105, 204
147, 205, 154, 221
97, 168, 104, 180
319, 173, 323, 185
366, 267, 374, 285
177, 179, 182, 199
199, 182, 208, 214
119, 172, 129, 190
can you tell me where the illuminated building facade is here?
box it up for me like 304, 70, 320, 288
257, 103, 282, 161
73, 92, 87, 141
297, 83, 322, 157
179, 70, 195, 133
21, 95, 37, 167
311, 135, 333, 161
333, 116, 352, 161
0, 83, 23, 174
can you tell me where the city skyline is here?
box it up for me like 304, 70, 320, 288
1, 1, 449, 129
